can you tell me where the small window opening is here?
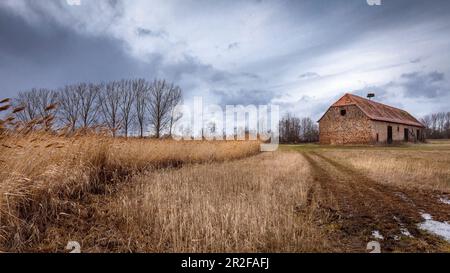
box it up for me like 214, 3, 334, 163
397, 126, 400, 132
340, 109, 347, 116
376, 133, 379, 142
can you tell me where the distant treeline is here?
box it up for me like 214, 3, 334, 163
421, 112, 450, 139
279, 113, 319, 143
6, 79, 183, 138
7, 81, 446, 142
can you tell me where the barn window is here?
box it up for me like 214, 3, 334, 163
340, 109, 347, 116
397, 126, 400, 132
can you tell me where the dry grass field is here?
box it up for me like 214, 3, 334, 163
0, 133, 259, 251
319, 149, 450, 191
283, 141, 450, 192
0, 133, 449, 253
38, 152, 329, 253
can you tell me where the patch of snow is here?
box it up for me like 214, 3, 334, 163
440, 197, 450, 205
418, 213, 450, 242
372, 230, 384, 240
421, 213, 432, 220
400, 228, 412, 237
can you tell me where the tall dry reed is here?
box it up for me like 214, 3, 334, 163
0, 133, 260, 251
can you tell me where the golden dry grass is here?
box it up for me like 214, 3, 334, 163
0, 133, 260, 251
89, 152, 329, 253
30, 152, 331, 253
320, 149, 450, 192
1, 131, 449, 253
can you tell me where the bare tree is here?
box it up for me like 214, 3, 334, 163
10, 78, 184, 137
118, 79, 135, 137
421, 111, 450, 139
279, 114, 318, 143
446, 112, 450, 138
100, 81, 122, 137
58, 85, 81, 132
14, 89, 58, 122
147, 80, 183, 138
132, 79, 149, 138
168, 86, 183, 137
36, 89, 58, 119
77, 83, 100, 129
301, 117, 319, 142
279, 113, 302, 143
14, 91, 38, 122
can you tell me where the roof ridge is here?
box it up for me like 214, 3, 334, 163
346, 93, 408, 113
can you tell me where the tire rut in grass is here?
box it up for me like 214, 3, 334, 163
301, 151, 450, 252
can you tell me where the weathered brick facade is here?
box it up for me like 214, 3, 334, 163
319, 94, 425, 145
319, 105, 373, 145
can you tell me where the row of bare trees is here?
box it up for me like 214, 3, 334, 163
12, 79, 183, 138
421, 112, 450, 139
279, 113, 319, 143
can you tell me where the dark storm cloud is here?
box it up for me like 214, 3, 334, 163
0, 4, 229, 101
353, 71, 448, 103
159, 54, 229, 83
212, 89, 276, 106
1, 0, 450, 117
401, 71, 447, 98
0, 7, 159, 98
150, 53, 265, 100
243, 0, 450, 73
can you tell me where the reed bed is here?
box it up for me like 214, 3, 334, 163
0, 133, 260, 251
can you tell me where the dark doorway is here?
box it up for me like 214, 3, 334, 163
387, 126, 393, 144
417, 129, 420, 141
404, 128, 409, 142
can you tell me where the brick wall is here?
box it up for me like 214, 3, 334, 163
319, 105, 373, 144
371, 121, 423, 143
319, 106, 424, 144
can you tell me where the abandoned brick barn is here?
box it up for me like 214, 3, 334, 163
318, 93, 425, 145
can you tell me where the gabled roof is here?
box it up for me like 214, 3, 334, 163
318, 93, 425, 128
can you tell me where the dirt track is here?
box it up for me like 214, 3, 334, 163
301, 151, 450, 252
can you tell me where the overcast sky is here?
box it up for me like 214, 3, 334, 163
1, 0, 449, 120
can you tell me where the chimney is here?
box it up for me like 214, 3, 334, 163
367, 93, 375, 100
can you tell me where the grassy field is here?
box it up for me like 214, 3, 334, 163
281, 141, 450, 191
0, 134, 449, 252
